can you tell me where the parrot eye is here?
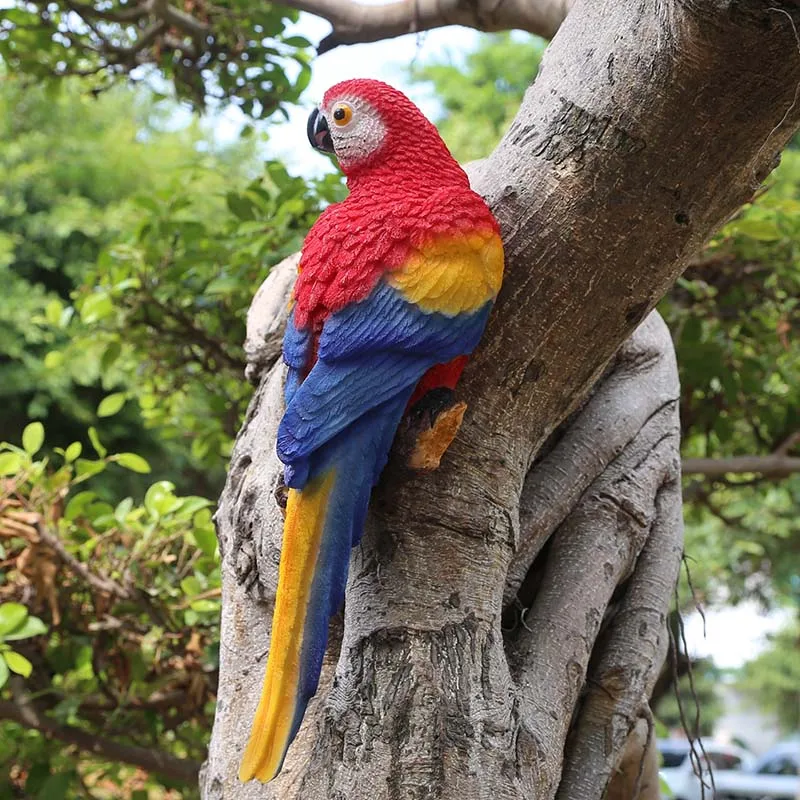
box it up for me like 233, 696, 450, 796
332, 103, 353, 126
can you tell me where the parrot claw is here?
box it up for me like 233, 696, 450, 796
274, 481, 289, 519
408, 398, 467, 471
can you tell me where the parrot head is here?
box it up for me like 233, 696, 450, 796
307, 78, 466, 184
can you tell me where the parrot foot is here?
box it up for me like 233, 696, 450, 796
408, 390, 467, 471
274, 481, 288, 519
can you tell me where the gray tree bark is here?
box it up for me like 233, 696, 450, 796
202, 1, 800, 797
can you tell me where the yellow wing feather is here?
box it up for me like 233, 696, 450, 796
387, 231, 503, 315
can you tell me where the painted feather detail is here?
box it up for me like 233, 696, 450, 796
239, 78, 504, 784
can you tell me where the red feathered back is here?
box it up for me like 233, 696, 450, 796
293, 79, 498, 332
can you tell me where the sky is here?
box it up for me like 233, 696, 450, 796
683, 602, 794, 670
211, 13, 479, 173
209, 12, 794, 672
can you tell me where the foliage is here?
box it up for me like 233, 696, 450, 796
737, 619, 800, 734
0, 78, 256, 496
672, 161, 800, 606
50, 152, 342, 491
0, 0, 311, 118
411, 33, 546, 162
0, 74, 344, 795
0, 603, 48, 690
1, 76, 344, 499
1, 422, 216, 797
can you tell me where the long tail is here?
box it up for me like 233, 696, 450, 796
238, 392, 409, 783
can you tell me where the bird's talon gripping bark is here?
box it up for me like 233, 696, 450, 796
274, 481, 289, 519
409, 400, 468, 470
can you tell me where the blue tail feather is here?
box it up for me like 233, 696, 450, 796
282, 388, 413, 755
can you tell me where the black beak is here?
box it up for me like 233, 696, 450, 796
307, 108, 334, 153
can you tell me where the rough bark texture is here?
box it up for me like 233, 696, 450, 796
202, 1, 800, 797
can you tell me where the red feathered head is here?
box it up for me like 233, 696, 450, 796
307, 78, 467, 186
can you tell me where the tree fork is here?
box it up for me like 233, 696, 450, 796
203, 1, 800, 797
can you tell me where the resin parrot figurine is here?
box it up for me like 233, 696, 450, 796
239, 78, 504, 783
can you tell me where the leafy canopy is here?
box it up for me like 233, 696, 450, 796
0, 0, 312, 117
0, 74, 343, 797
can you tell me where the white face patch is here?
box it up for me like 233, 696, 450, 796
324, 95, 387, 169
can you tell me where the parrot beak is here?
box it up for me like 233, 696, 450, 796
307, 108, 334, 153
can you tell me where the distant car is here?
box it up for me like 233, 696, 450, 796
658, 739, 756, 800
713, 739, 800, 800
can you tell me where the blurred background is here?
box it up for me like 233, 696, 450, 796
0, 7, 797, 799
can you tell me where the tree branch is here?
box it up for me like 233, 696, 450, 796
34, 521, 133, 600
205, 1, 800, 797
293, 0, 574, 53
0, 679, 200, 785
505, 311, 679, 604
244, 252, 300, 384
152, 0, 209, 39
602, 715, 661, 800
556, 477, 684, 800
682, 455, 800, 479
774, 430, 800, 456
508, 397, 680, 798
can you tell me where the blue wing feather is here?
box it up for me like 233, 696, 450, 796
283, 309, 311, 406
279, 280, 490, 488
318, 281, 489, 361
246, 274, 494, 782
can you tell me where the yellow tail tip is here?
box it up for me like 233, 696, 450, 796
238, 690, 290, 783
239, 476, 336, 784
238, 747, 280, 784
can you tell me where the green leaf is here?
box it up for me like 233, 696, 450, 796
282, 35, 311, 47
294, 62, 312, 95
4, 650, 32, 677
0, 451, 23, 476
0, 656, 7, 690
22, 422, 45, 456
205, 275, 242, 295
36, 772, 72, 800
115, 452, 151, 474
74, 459, 106, 480
733, 216, 782, 242
190, 599, 219, 613
97, 392, 126, 417
64, 491, 96, 521
100, 339, 122, 371
44, 298, 64, 326
87, 426, 107, 458
43, 350, 64, 369
64, 442, 82, 463
178, 497, 212, 517
190, 525, 218, 558
80, 291, 113, 323
736, 539, 766, 556
180, 576, 202, 596
24, 762, 50, 796
0, 603, 28, 636
114, 497, 134, 522
4, 615, 47, 641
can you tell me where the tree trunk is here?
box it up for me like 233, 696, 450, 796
202, 1, 800, 797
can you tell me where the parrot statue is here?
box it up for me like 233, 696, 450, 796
238, 78, 504, 783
